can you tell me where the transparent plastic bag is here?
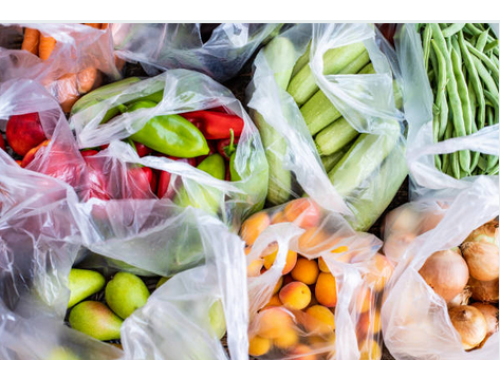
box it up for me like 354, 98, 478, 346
70, 69, 269, 227
111, 23, 280, 82
240, 198, 393, 359
381, 179, 499, 359
393, 23, 499, 199
0, 23, 120, 112
247, 23, 407, 231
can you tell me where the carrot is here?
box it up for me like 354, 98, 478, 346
38, 34, 56, 60
100, 23, 109, 29
84, 23, 101, 29
77, 67, 100, 94
21, 28, 40, 55
55, 73, 79, 113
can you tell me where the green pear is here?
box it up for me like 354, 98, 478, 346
209, 299, 226, 340
68, 269, 106, 308
105, 272, 150, 319
156, 276, 171, 289
69, 301, 123, 341
46, 347, 80, 360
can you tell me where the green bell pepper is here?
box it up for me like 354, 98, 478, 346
127, 101, 209, 158
198, 154, 225, 180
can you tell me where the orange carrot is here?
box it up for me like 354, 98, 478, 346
100, 23, 109, 29
77, 67, 100, 94
21, 28, 40, 55
38, 34, 56, 60
55, 73, 79, 113
84, 23, 101, 29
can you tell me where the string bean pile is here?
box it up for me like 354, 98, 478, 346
417, 23, 499, 178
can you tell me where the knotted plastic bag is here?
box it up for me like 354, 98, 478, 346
111, 23, 280, 82
247, 23, 407, 231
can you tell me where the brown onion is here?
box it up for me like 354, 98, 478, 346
470, 303, 499, 339
449, 305, 488, 350
469, 277, 499, 303
419, 249, 469, 302
447, 286, 472, 308
462, 242, 499, 281
465, 223, 498, 245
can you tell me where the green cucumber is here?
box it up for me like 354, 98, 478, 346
315, 118, 359, 156
320, 142, 353, 173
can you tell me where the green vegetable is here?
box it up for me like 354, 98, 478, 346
441, 23, 466, 38
321, 143, 353, 173
287, 42, 366, 106
291, 41, 311, 77
127, 101, 209, 158
315, 117, 358, 156
197, 154, 225, 180
300, 51, 372, 135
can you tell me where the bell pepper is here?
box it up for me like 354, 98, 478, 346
195, 140, 217, 166
157, 157, 196, 199
0, 133, 5, 151
217, 129, 239, 161
197, 153, 225, 180
127, 101, 209, 158
180, 110, 244, 140
127, 167, 155, 199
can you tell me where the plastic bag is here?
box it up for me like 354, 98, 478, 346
241, 198, 392, 359
70, 69, 269, 228
0, 23, 120, 112
111, 23, 280, 82
247, 23, 407, 231
393, 24, 499, 199
381, 178, 499, 359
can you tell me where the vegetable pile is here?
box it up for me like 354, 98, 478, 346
417, 23, 499, 177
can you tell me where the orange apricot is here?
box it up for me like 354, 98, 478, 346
271, 210, 288, 224
279, 282, 312, 310
257, 307, 293, 339
363, 253, 394, 292
263, 248, 297, 275
284, 198, 322, 228
318, 257, 330, 273
264, 294, 283, 308
298, 227, 339, 255
356, 310, 381, 340
315, 272, 337, 307
287, 344, 317, 360
249, 335, 272, 357
273, 276, 284, 295
291, 257, 319, 285
247, 259, 263, 277
241, 212, 271, 246
359, 339, 382, 360
303, 305, 336, 335
273, 329, 299, 349
356, 286, 374, 314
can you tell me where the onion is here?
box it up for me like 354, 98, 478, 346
449, 305, 488, 350
462, 242, 499, 281
465, 223, 498, 245
470, 303, 499, 339
447, 286, 472, 308
383, 231, 417, 261
469, 277, 499, 303
419, 249, 469, 303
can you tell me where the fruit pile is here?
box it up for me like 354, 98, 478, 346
240, 199, 394, 359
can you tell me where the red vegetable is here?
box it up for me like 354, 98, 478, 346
0, 134, 5, 151
156, 157, 196, 199
6, 112, 46, 156
133, 142, 152, 158
180, 110, 244, 140
217, 135, 239, 161
80, 150, 99, 157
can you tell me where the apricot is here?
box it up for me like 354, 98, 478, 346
291, 257, 319, 285
273, 329, 299, 349
271, 210, 287, 224
279, 282, 311, 310
245, 246, 252, 256
356, 310, 381, 340
249, 335, 272, 357
247, 259, 263, 277
273, 276, 284, 295
264, 294, 283, 309
303, 305, 336, 335
241, 212, 271, 246
257, 307, 293, 339
315, 273, 337, 307
359, 339, 382, 360
284, 198, 321, 228
298, 227, 339, 254
263, 248, 297, 275
363, 253, 394, 292
318, 257, 330, 273
287, 344, 317, 360
356, 286, 374, 314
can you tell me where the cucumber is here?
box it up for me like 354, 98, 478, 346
315, 118, 359, 156
254, 36, 297, 205
300, 51, 372, 135
320, 142, 353, 172
328, 129, 399, 197
291, 41, 311, 77
287, 42, 366, 106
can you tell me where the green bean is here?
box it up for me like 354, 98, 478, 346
468, 79, 481, 173
431, 40, 449, 140
470, 55, 499, 97
466, 42, 499, 85
441, 23, 466, 38
487, 106, 494, 126
488, 165, 499, 176
476, 30, 490, 51
478, 155, 487, 171
441, 120, 453, 173
435, 153, 442, 170
450, 150, 461, 179
466, 23, 483, 36
487, 154, 498, 172
423, 24, 433, 71
459, 31, 485, 130
432, 114, 440, 143
484, 90, 500, 113
451, 36, 462, 62
484, 40, 498, 52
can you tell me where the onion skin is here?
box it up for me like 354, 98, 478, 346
465, 223, 498, 245
470, 303, 499, 340
462, 242, 499, 281
469, 277, 499, 303
419, 249, 469, 303
447, 286, 472, 308
449, 305, 488, 350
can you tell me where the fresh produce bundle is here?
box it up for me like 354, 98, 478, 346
111, 23, 280, 82
381, 177, 499, 359
248, 23, 406, 231
240, 198, 393, 359
415, 23, 499, 178
69, 69, 268, 226
0, 23, 121, 112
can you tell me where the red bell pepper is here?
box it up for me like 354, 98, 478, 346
217, 133, 239, 161
81, 149, 99, 157
128, 167, 155, 199
0, 133, 5, 151
156, 157, 196, 199
180, 110, 244, 140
